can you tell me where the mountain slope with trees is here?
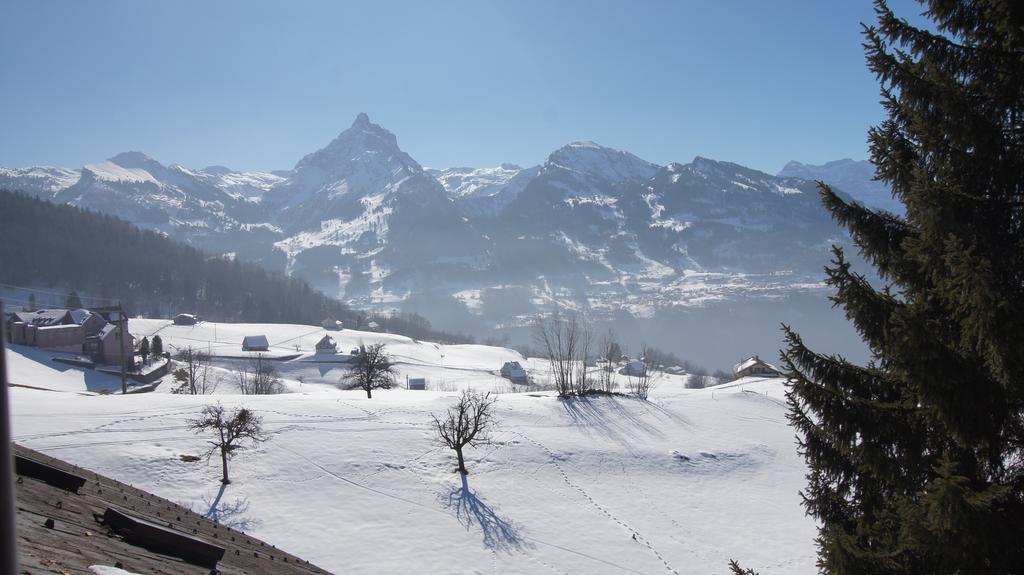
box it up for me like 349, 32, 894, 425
0, 190, 360, 325
0, 191, 471, 344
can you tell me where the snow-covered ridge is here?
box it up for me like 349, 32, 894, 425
545, 140, 659, 184
779, 158, 900, 213
84, 160, 160, 184
429, 164, 523, 198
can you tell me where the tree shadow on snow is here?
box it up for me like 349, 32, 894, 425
561, 396, 666, 450
441, 475, 529, 553
203, 484, 261, 531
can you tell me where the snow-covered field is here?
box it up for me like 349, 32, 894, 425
7, 320, 816, 574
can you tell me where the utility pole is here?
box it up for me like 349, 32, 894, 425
0, 301, 20, 573
118, 302, 127, 395
89, 304, 131, 394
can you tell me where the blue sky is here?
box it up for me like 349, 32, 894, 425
0, 0, 926, 173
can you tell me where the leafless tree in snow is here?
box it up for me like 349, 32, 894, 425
432, 389, 497, 475
532, 313, 592, 397
173, 346, 214, 394
340, 342, 396, 399
234, 353, 282, 395
626, 343, 659, 400
187, 403, 269, 484
597, 328, 620, 393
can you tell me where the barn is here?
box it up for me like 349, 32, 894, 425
173, 313, 198, 326
241, 335, 269, 352
315, 335, 337, 354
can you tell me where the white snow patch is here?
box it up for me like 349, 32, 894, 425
84, 161, 158, 184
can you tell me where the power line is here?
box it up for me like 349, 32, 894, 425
0, 282, 117, 305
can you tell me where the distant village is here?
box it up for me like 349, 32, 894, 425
4, 298, 782, 392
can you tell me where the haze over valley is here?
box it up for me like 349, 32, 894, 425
1, 114, 885, 368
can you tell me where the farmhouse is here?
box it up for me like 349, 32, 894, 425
732, 355, 782, 379
83, 323, 136, 368
173, 313, 198, 326
7, 308, 108, 353
321, 318, 343, 331
241, 335, 270, 352
500, 361, 529, 384
315, 335, 337, 354
620, 359, 647, 377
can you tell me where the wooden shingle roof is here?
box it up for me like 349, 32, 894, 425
14, 443, 334, 575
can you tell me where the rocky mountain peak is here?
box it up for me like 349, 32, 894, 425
351, 112, 372, 128
108, 151, 160, 168
293, 113, 413, 174
545, 141, 658, 183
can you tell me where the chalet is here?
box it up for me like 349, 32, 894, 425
321, 318, 343, 331
620, 359, 647, 377
500, 361, 529, 384
241, 335, 269, 352
315, 335, 337, 354
732, 355, 782, 379
173, 313, 198, 326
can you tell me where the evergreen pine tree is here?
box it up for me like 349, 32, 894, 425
151, 334, 163, 357
65, 290, 82, 309
139, 336, 150, 364
782, 1, 1024, 573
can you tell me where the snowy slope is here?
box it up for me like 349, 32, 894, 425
8, 320, 816, 575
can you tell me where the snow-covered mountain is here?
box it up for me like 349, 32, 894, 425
265, 114, 489, 299
0, 114, 859, 326
428, 164, 540, 217
487, 148, 843, 281
778, 158, 901, 214
45, 152, 283, 266
0, 166, 80, 198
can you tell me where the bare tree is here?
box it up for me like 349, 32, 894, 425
686, 373, 715, 389
626, 343, 659, 400
173, 346, 213, 394
233, 353, 282, 395
713, 369, 733, 384
432, 390, 497, 475
187, 403, 269, 484
532, 313, 592, 397
340, 342, 395, 398
597, 328, 619, 393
